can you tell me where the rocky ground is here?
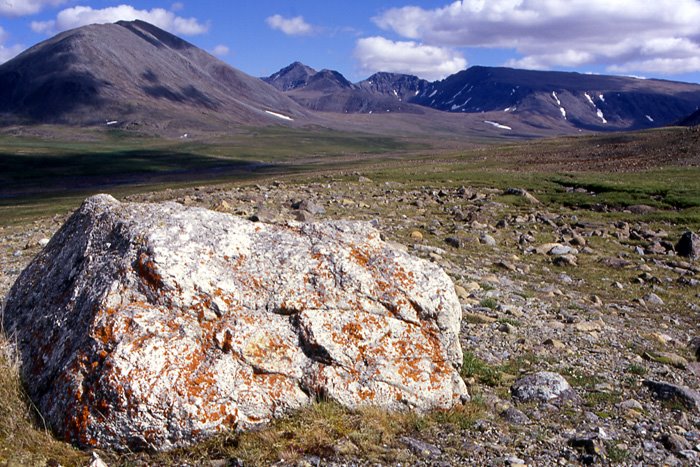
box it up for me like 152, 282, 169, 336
1, 173, 699, 466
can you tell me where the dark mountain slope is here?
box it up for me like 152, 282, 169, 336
0, 20, 310, 129
264, 63, 427, 114
412, 66, 700, 131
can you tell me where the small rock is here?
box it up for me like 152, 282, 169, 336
399, 436, 441, 458
498, 322, 516, 334
644, 351, 688, 369
293, 199, 325, 215
479, 234, 496, 246
38, 238, 51, 247
643, 292, 665, 306
543, 338, 566, 350
643, 380, 700, 411
358, 176, 372, 183
689, 336, 700, 361
410, 230, 424, 241
676, 231, 699, 259
500, 406, 531, 425
553, 254, 578, 267
511, 371, 580, 403
445, 236, 465, 248
618, 399, 643, 411
661, 433, 692, 453
549, 245, 578, 256
505, 187, 540, 204
575, 320, 603, 332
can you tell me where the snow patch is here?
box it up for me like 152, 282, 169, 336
265, 110, 294, 121
596, 109, 607, 124
599, 94, 605, 102
392, 89, 398, 97
484, 120, 512, 130
105, 120, 118, 126
559, 107, 567, 119
646, 115, 654, 122
552, 91, 561, 106
429, 90, 438, 98
584, 93, 595, 106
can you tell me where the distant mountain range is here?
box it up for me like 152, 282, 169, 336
265, 62, 700, 132
0, 20, 698, 137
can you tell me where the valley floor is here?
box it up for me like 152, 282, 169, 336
1, 126, 699, 465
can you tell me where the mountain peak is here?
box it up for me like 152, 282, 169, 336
0, 20, 308, 129
264, 62, 318, 91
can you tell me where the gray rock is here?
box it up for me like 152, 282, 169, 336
690, 336, 700, 361
643, 293, 665, 306
400, 436, 442, 457
511, 371, 579, 403
548, 245, 578, 256
661, 433, 692, 453
293, 199, 325, 215
675, 231, 699, 259
479, 234, 496, 246
500, 406, 531, 425
643, 380, 700, 411
505, 188, 540, 204
2, 195, 467, 451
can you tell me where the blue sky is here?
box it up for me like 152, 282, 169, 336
2, 1, 700, 83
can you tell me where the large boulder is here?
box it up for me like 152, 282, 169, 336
676, 231, 700, 259
2, 195, 467, 451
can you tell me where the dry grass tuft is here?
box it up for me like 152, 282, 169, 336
0, 333, 86, 466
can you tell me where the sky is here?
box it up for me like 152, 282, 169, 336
1, 0, 700, 83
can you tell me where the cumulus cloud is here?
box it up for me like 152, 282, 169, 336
0, 0, 65, 17
354, 36, 467, 81
31, 4, 209, 36
0, 26, 23, 63
373, 0, 700, 75
212, 44, 229, 57
265, 14, 314, 36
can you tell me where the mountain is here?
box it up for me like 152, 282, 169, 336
263, 64, 426, 114
0, 20, 310, 131
679, 108, 700, 126
357, 72, 431, 102
410, 66, 700, 131
263, 61, 317, 91
267, 63, 700, 132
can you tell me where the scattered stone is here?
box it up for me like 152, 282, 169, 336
574, 320, 603, 333
553, 254, 578, 267
543, 338, 566, 350
643, 380, 700, 411
643, 293, 665, 306
690, 336, 700, 361
644, 351, 688, 369
500, 406, 531, 425
505, 188, 540, 204
358, 176, 372, 183
400, 436, 442, 458
675, 231, 699, 259
660, 433, 692, 453
618, 399, 643, 411
211, 199, 231, 212
511, 371, 579, 404
3, 195, 468, 451
38, 238, 51, 247
548, 245, 578, 256
445, 236, 465, 249
410, 230, 424, 241
413, 244, 447, 255
479, 234, 496, 246
293, 199, 326, 215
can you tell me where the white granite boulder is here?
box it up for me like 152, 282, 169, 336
2, 195, 467, 451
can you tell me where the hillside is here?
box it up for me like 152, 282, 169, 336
0, 20, 311, 132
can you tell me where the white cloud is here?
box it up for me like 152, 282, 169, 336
354, 36, 467, 81
0, 26, 22, 63
265, 14, 314, 36
212, 44, 229, 57
0, 0, 65, 17
31, 4, 209, 36
373, 0, 700, 75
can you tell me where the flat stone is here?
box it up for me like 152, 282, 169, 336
511, 371, 579, 404
643, 380, 700, 412
3, 195, 468, 451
